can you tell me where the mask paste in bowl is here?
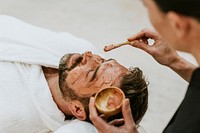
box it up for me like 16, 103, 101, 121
94, 87, 125, 116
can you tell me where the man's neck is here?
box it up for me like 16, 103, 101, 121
42, 66, 71, 115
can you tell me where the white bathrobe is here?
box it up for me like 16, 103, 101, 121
0, 15, 99, 133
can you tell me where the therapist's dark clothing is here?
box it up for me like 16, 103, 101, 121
164, 68, 200, 133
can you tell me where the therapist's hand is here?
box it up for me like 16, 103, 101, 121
89, 97, 138, 133
128, 28, 197, 82
128, 29, 180, 68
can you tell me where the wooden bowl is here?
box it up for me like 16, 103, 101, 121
94, 87, 125, 116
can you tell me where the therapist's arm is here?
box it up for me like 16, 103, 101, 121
89, 97, 138, 133
128, 29, 197, 82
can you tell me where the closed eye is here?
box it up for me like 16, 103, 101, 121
90, 66, 100, 81
86, 69, 94, 78
100, 59, 105, 63
105, 58, 114, 62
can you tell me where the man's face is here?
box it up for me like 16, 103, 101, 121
64, 51, 128, 98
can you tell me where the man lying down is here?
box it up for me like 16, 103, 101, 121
0, 15, 148, 133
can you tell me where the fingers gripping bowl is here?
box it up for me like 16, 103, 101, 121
94, 87, 125, 116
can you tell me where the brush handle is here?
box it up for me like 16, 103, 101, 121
104, 41, 131, 52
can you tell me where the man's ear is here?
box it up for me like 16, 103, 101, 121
68, 100, 87, 121
167, 11, 190, 39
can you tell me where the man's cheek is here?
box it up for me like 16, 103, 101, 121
67, 72, 82, 84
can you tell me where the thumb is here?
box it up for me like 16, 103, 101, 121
130, 40, 151, 53
122, 99, 135, 125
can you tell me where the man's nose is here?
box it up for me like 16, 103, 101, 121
81, 51, 93, 64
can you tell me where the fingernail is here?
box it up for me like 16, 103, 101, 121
124, 99, 130, 109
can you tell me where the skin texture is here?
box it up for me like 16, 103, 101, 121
49, 51, 129, 121
65, 52, 128, 98
89, 0, 200, 132
47, 50, 148, 124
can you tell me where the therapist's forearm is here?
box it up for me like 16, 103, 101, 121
169, 57, 197, 82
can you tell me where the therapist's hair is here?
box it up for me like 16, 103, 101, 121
153, 0, 200, 21
59, 54, 148, 124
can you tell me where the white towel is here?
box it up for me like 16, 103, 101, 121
54, 119, 98, 133
0, 15, 101, 133
0, 15, 102, 68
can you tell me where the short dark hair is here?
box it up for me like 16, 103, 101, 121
58, 54, 148, 124
120, 67, 148, 124
154, 0, 200, 21
107, 67, 148, 125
